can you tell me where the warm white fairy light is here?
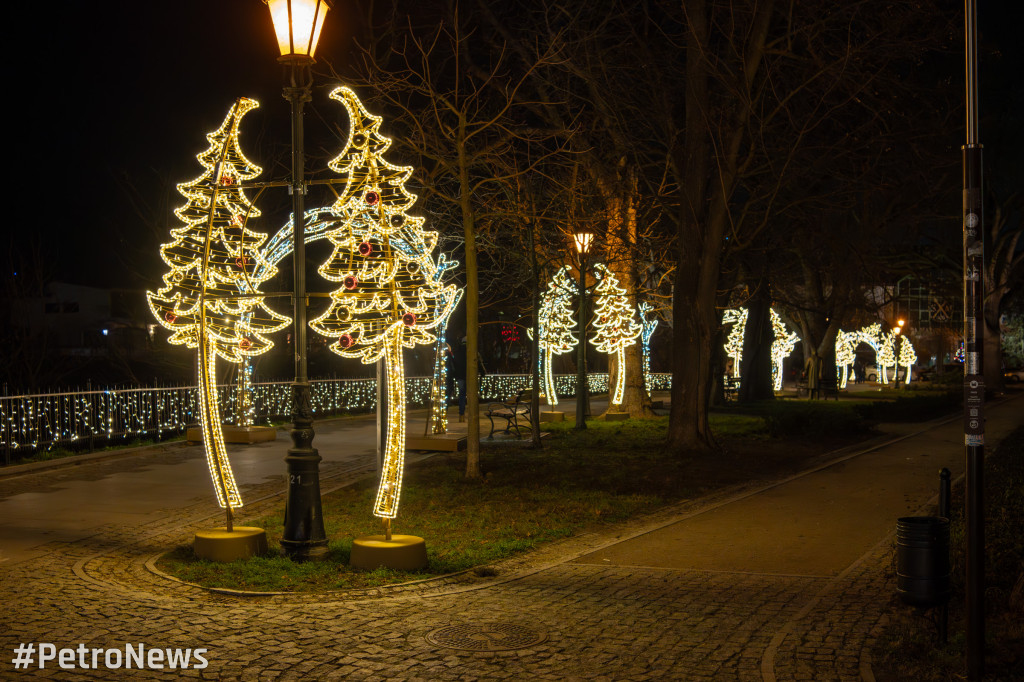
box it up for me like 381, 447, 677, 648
898, 334, 917, 385
770, 310, 800, 391
835, 330, 858, 389
589, 263, 642, 405
309, 86, 459, 520
1, 372, 680, 456
721, 308, 799, 391
146, 97, 290, 511
537, 266, 578, 405
855, 322, 883, 383
722, 308, 748, 379
877, 330, 898, 385
639, 302, 658, 394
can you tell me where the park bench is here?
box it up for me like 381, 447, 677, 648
797, 377, 839, 400
723, 376, 740, 401
485, 389, 533, 439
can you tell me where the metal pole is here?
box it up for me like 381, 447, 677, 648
575, 253, 588, 430
280, 59, 328, 560
962, 0, 985, 676
939, 467, 952, 645
939, 467, 951, 519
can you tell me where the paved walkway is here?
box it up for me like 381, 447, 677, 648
0, 392, 1021, 680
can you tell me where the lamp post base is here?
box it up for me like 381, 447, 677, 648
281, 451, 329, 560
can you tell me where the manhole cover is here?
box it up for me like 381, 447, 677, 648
425, 623, 547, 651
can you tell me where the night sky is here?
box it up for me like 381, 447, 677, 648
15, 0, 355, 290
10, 1, 1021, 292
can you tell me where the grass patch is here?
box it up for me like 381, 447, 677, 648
161, 400, 964, 594
159, 414, 841, 592
762, 400, 868, 437
851, 392, 961, 423
873, 425, 1024, 681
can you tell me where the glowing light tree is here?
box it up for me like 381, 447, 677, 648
310, 86, 459, 539
722, 307, 799, 391
770, 310, 800, 391
537, 266, 579, 405
639, 302, 658, 394
148, 98, 290, 531
835, 330, 859, 388
898, 334, 917, 385
589, 263, 642, 407
722, 308, 748, 379
424, 254, 462, 435
878, 330, 898, 385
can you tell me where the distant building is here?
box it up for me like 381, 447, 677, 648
7, 282, 149, 357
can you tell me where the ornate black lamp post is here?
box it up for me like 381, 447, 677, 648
573, 232, 593, 430
266, 0, 332, 559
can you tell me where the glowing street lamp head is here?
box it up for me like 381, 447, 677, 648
266, 0, 331, 62
574, 231, 594, 255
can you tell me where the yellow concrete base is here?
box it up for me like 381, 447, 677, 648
349, 534, 428, 571
604, 412, 629, 421
186, 425, 278, 445
193, 527, 268, 562
539, 411, 565, 422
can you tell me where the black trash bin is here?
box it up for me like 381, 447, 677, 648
896, 516, 950, 608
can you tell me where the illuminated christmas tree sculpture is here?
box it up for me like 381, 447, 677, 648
722, 308, 748, 379
721, 307, 799, 390
835, 329, 858, 388
537, 266, 578, 405
639, 302, 658, 394
424, 255, 461, 435
147, 98, 289, 528
898, 334, 917, 385
310, 86, 459, 528
770, 310, 800, 391
878, 330, 898, 384
590, 263, 642, 406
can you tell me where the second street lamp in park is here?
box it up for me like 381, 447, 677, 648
266, 0, 332, 560
574, 231, 593, 430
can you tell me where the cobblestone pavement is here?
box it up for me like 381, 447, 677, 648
4, 394, 1021, 681
0, 461, 895, 681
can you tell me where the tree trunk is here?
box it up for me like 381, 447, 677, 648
459, 123, 482, 478
197, 339, 237, 531
598, 170, 654, 419
527, 217, 543, 447
738, 286, 774, 402
373, 333, 407, 518
667, 256, 717, 450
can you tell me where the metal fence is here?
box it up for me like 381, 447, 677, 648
1, 372, 671, 463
